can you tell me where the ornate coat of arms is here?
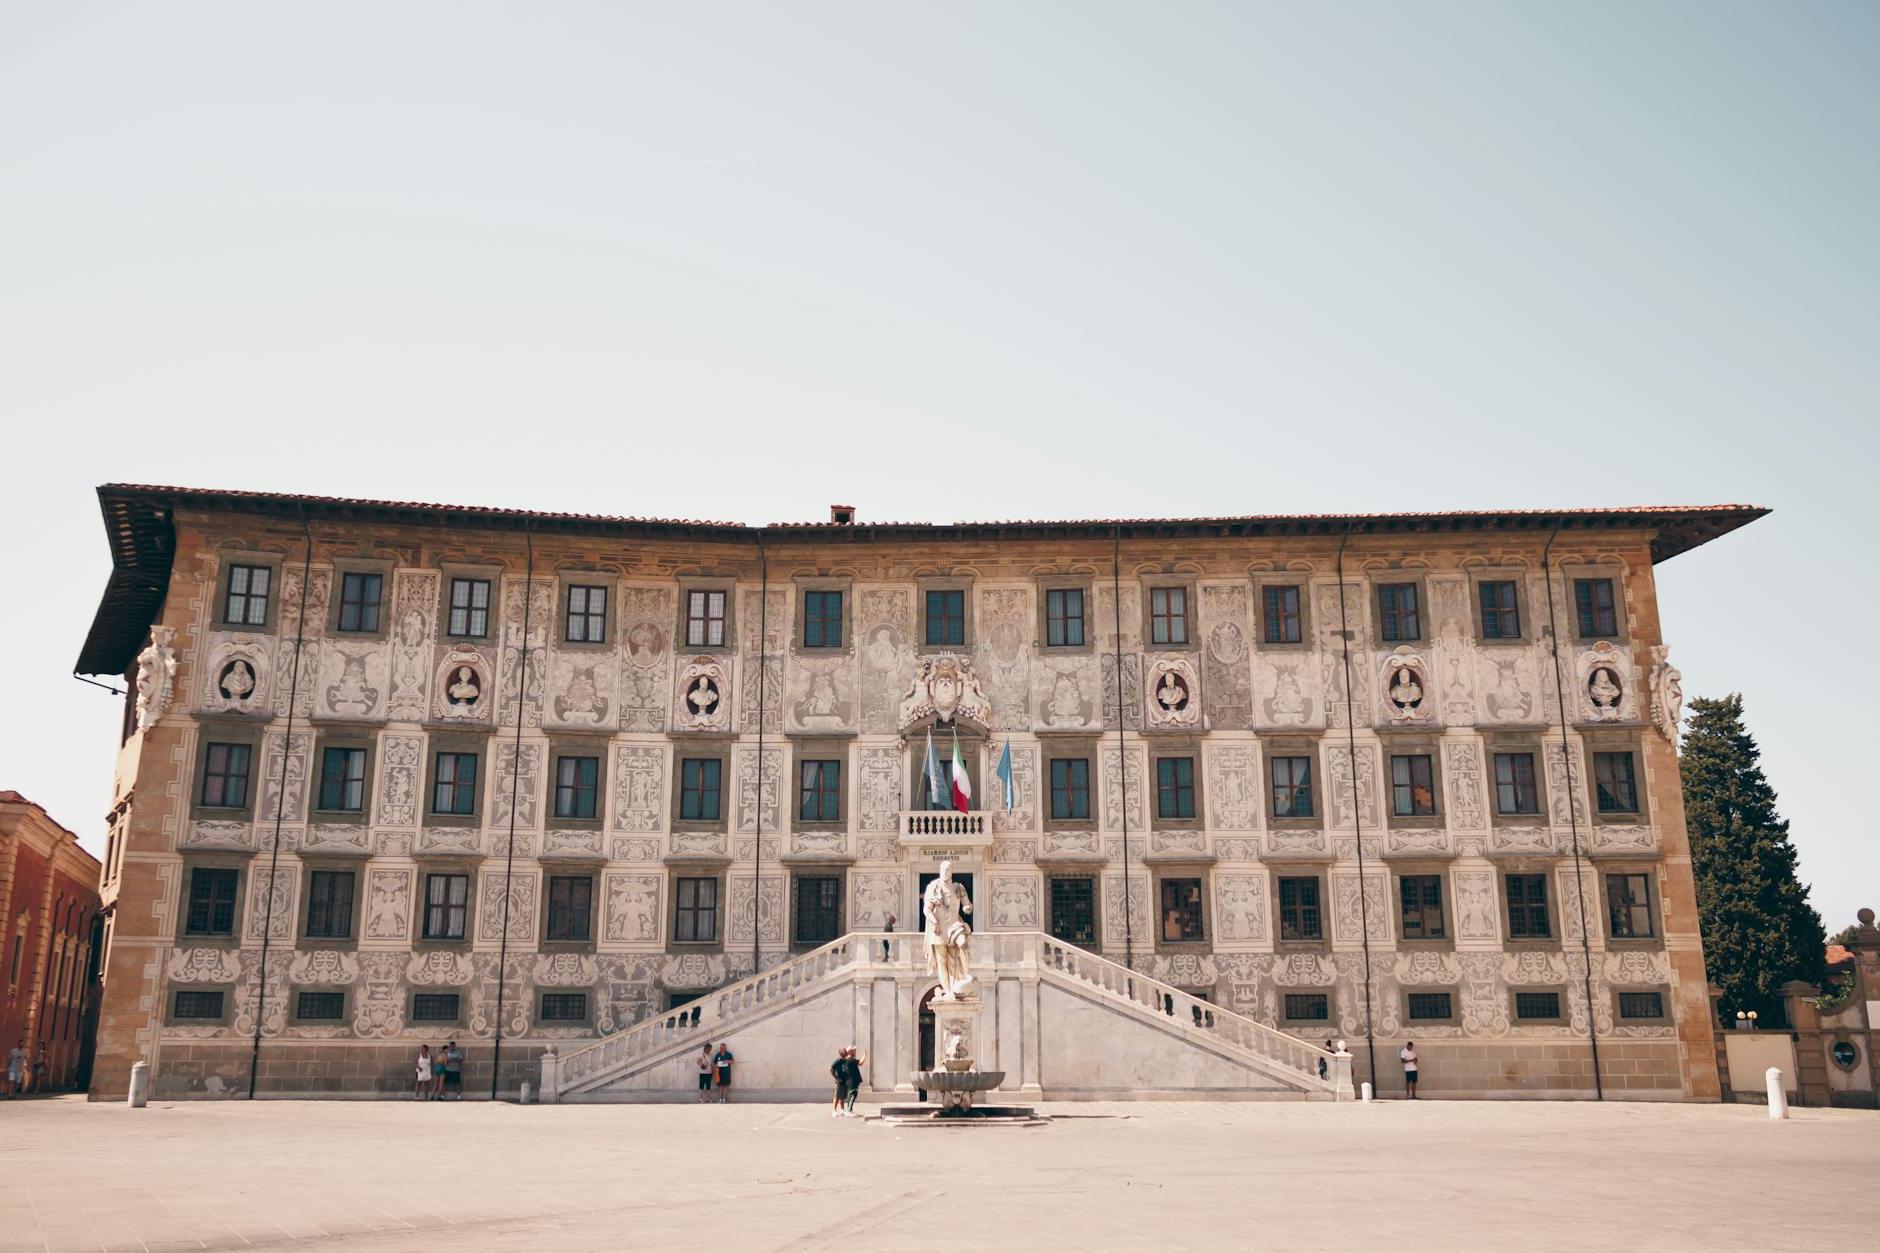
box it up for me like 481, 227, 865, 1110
898, 655, 992, 731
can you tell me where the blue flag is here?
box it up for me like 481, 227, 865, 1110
995, 738, 1016, 816
923, 729, 946, 811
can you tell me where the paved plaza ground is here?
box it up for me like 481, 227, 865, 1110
0, 1095, 1873, 1252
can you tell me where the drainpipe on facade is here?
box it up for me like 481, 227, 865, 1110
1334, 526, 1380, 1092
491, 518, 534, 1100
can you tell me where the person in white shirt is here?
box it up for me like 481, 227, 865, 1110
696, 1043, 715, 1103
414, 1045, 433, 1100
1400, 1041, 1419, 1099
4, 1040, 23, 1097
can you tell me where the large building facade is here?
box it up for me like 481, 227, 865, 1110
77, 486, 1762, 1100
0, 791, 104, 1091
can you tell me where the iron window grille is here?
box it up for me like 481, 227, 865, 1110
545, 876, 594, 942
412, 993, 460, 1023
318, 746, 367, 812
1156, 757, 1196, 820
432, 752, 479, 816
184, 868, 239, 937
1407, 992, 1453, 1021
679, 758, 722, 821
1479, 580, 1520, 639
422, 874, 470, 940
200, 742, 252, 809
1283, 992, 1329, 1022
296, 991, 346, 1021
1391, 755, 1437, 817
304, 870, 355, 939
553, 755, 600, 820
1045, 588, 1085, 647
803, 590, 844, 648
798, 760, 841, 823
1618, 991, 1664, 1020
565, 584, 608, 643
1514, 990, 1562, 1021
1149, 586, 1189, 646
223, 563, 271, 626
337, 571, 382, 633
1505, 873, 1551, 939
924, 589, 965, 646
1493, 753, 1539, 815
1270, 756, 1315, 819
1049, 877, 1097, 945
1607, 873, 1655, 939
674, 877, 718, 943
540, 993, 588, 1022
1593, 751, 1639, 814
447, 577, 491, 638
173, 990, 224, 1020
1278, 877, 1322, 941
685, 589, 727, 648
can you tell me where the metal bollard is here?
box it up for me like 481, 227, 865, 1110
1765, 1067, 1787, 1120
127, 1060, 150, 1108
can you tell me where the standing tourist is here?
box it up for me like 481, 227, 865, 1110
713, 1042, 735, 1103
443, 1041, 464, 1099
883, 913, 896, 961
842, 1047, 867, 1116
830, 1047, 850, 1117
432, 1044, 447, 1100
696, 1043, 715, 1103
1400, 1041, 1419, 1099
4, 1039, 23, 1097
414, 1044, 434, 1100
32, 1044, 49, 1093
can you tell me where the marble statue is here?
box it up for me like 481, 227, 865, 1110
923, 860, 974, 998
134, 626, 177, 730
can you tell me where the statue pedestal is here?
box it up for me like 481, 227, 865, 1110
931, 994, 982, 1069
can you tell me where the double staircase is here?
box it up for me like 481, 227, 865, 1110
541, 932, 1351, 1102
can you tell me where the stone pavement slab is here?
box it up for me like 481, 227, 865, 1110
0, 1096, 1873, 1251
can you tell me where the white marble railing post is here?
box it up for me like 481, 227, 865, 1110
539, 1047, 561, 1104
1766, 1067, 1788, 1119
1331, 1043, 1355, 1101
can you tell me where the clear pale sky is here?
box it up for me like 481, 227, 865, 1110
2, 4, 1874, 927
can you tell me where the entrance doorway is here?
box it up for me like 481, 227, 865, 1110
917, 984, 939, 1072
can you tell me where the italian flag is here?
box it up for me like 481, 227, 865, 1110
950, 732, 973, 813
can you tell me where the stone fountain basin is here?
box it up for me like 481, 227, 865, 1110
913, 1070, 1005, 1092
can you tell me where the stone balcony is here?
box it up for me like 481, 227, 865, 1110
898, 809, 993, 852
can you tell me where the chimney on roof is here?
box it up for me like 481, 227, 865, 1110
830, 504, 856, 525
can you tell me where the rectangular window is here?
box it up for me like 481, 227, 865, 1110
223, 563, 271, 626
679, 758, 722, 821
1270, 756, 1315, 819
1575, 578, 1618, 638
794, 875, 842, 946
798, 760, 841, 823
1407, 992, 1454, 1022
432, 752, 479, 816
1049, 758, 1090, 821
1399, 874, 1446, 940
1514, 990, 1562, 1021
553, 755, 600, 820
1159, 878, 1205, 943
1493, 752, 1539, 815
1505, 873, 1552, 939
200, 742, 252, 809
422, 874, 470, 941
304, 870, 355, 939
1048, 877, 1096, 945
918, 757, 966, 811
1593, 751, 1639, 814
1378, 583, 1421, 642
925, 589, 965, 646
317, 746, 366, 813
685, 589, 727, 649
448, 577, 492, 638
172, 989, 225, 1020
1263, 585, 1302, 644
1618, 991, 1665, 1021
1607, 873, 1655, 939
803, 590, 844, 648
337, 571, 383, 633
1155, 757, 1196, 820
565, 584, 608, 643
1278, 877, 1322, 941
412, 993, 461, 1023
1479, 580, 1520, 639
296, 990, 346, 1021
545, 876, 594, 942
1390, 755, 1436, 817
1283, 992, 1329, 1022
675, 877, 719, 943
1149, 586, 1189, 646
1045, 588, 1086, 648
184, 867, 239, 937
540, 992, 588, 1022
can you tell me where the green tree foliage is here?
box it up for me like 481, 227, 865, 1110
1681, 693, 1825, 1022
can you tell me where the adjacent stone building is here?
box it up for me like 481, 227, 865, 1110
0, 791, 104, 1091
76, 485, 1762, 1099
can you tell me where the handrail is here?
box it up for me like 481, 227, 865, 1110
552, 929, 1336, 1095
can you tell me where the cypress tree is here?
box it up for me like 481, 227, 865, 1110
1680, 693, 1825, 1022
